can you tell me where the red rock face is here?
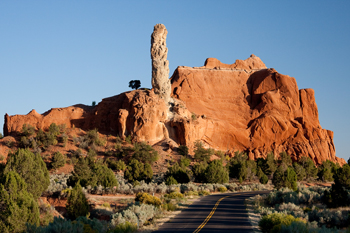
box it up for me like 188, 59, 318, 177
3, 55, 345, 165
171, 55, 345, 165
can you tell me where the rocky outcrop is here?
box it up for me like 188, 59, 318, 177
3, 55, 345, 165
170, 55, 344, 165
151, 24, 171, 104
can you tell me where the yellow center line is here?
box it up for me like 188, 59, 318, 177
192, 194, 241, 233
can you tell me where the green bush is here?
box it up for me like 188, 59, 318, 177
162, 202, 177, 211
272, 166, 297, 191
317, 160, 338, 182
218, 186, 227, 192
107, 159, 126, 171
66, 182, 89, 220
124, 159, 153, 183
194, 141, 214, 163
298, 156, 317, 180
132, 142, 158, 164
259, 213, 303, 233
48, 123, 60, 137
110, 221, 137, 233
68, 156, 118, 189
165, 176, 178, 185
293, 162, 306, 181
27, 216, 109, 233
227, 151, 248, 181
198, 190, 210, 196
0, 171, 40, 233
165, 162, 190, 184
179, 156, 190, 168
165, 192, 184, 199
260, 173, 269, 184
5, 149, 49, 199
135, 192, 161, 206
204, 159, 229, 184
22, 124, 35, 137
177, 145, 189, 156
192, 162, 208, 183
51, 151, 66, 170
0, 132, 3, 139
324, 164, 350, 207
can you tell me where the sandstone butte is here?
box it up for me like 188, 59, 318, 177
3, 55, 346, 165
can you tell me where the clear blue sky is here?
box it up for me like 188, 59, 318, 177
1, 1, 349, 161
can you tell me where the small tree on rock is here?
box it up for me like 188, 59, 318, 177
129, 80, 141, 90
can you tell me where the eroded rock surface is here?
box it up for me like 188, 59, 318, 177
151, 24, 171, 104
171, 55, 344, 165
3, 55, 345, 165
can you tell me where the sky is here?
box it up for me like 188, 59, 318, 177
1, 1, 349, 161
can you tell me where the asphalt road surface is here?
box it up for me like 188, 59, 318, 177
154, 191, 270, 233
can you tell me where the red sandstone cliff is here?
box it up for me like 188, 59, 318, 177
3, 55, 345, 165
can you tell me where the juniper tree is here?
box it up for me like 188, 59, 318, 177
4, 149, 49, 199
0, 171, 40, 233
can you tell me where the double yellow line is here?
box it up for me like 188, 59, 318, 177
193, 194, 240, 233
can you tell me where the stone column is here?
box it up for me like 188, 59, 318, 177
151, 24, 171, 104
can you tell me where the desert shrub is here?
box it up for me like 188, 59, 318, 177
293, 162, 306, 181
218, 186, 227, 192
165, 176, 178, 185
323, 164, 350, 207
177, 145, 189, 156
5, 148, 49, 199
22, 124, 35, 137
27, 216, 110, 233
51, 152, 66, 170
267, 186, 325, 206
260, 173, 269, 184
185, 190, 199, 196
135, 192, 161, 206
66, 182, 89, 220
227, 151, 248, 181
124, 159, 153, 183
110, 221, 137, 233
246, 159, 257, 181
298, 156, 318, 180
259, 213, 303, 233
204, 159, 229, 184
198, 190, 210, 196
19, 136, 31, 148
68, 157, 118, 189
317, 160, 338, 182
194, 141, 214, 163
0, 171, 40, 233
110, 203, 157, 227
265, 152, 277, 175
179, 156, 191, 168
165, 191, 184, 199
48, 123, 60, 137
60, 133, 68, 147
132, 142, 158, 164
0, 133, 3, 139
279, 151, 292, 168
162, 202, 177, 211
165, 162, 190, 184
192, 162, 208, 183
272, 166, 297, 191
107, 159, 126, 171
26, 216, 84, 233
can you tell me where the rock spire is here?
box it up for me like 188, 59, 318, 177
151, 24, 171, 104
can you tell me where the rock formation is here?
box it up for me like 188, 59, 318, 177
151, 24, 171, 104
3, 55, 345, 165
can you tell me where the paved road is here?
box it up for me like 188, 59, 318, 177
154, 191, 270, 233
